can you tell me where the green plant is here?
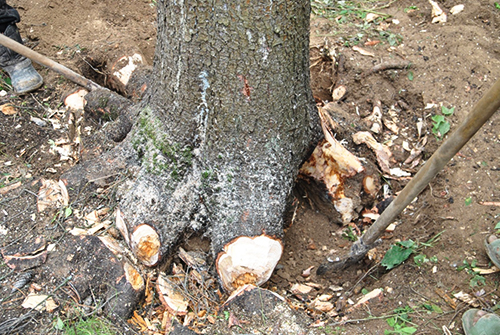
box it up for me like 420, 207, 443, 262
404, 6, 419, 12
457, 259, 486, 288
384, 306, 417, 334
342, 226, 358, 242
495, 2, 500, 10
382, 231, 443, 270
413, 254, 438, 266
56, 316, 117, 335
381, 240, 417, 269
431, 106, 455, 140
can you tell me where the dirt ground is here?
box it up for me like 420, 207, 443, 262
1, 0, 500, 334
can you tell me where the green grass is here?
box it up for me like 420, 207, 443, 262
311, 0, 403, 47
54, 315, 117, 335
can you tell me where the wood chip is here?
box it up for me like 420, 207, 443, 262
479, 201, 500, 207
473, 266, 500, 274
0, 181, 22, 195
352, 46, 375, 57
435, 288, 457, 309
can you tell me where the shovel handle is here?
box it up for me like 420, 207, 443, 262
361, 78, 500, 247
0, 33, 103, 91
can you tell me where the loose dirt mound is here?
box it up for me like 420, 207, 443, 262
1, 0, 500, 334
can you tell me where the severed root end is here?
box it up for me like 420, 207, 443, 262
130, 224, 160, 266
216, 234, 283, 292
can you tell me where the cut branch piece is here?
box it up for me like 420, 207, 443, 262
216, 234, 283, 292
156, 272, 189, 315
130, 224, 160, 266
318, 107, 364, 177
352, 131, 393, 174
115, 207, 130, 246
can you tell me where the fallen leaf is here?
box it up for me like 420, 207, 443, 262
37, 179, 69, 212
22, 293, 50, 311
364, 40, 381, 46
453, 291, 479, 307
365, 13, 379, 22
0, 104, 17, 115
301, 266, 315, 278
351, 288, 383, 309
352, 45, 375, 57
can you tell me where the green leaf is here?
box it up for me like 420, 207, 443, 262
431, 304, 443, 313
64, 207, 73, 218
361, 288, 369, 295
437, 120, 450, 137
431, 114, 444, 123
399, 240, 416, 249
408, 71, 414, 81
400, 326, 417, 334
422, 303, 432, 311
413, 254, 427, 266
495, 221, 500, 230
381, 241, 416, 270
465, 197, 472, 206
386, 317, 397, 327
54, 317, 65, 330
441, 106, 455, 116
495, 2, 500, 10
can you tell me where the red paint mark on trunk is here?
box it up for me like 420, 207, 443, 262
237, 75, 253, 101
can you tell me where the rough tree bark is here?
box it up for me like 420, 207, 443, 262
100, 0, 319, 291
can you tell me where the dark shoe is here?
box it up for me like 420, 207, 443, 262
3, 57, 42, 93
0, 23, 43, 93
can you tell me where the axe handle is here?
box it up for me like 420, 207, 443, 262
0, 33, 103, 91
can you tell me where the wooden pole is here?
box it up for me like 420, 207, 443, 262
0, 33, 104, 91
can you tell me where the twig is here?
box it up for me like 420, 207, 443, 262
362, 61, 412, 77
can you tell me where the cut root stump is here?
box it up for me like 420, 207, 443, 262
216, 234, 283, 292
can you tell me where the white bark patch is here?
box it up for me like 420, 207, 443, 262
258, 35, 269, 62
197, 70, 210, 144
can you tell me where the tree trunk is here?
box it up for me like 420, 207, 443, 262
117, 0, 319, 291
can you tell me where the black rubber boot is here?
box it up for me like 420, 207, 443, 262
0, 24, 43, 94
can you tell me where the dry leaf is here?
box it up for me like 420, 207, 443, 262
352, 45, 375, 57
365, 13, 379, 22
22, 293, 50, 311
1, 104, 17, 115
37, 179, 69, 212
364, 40, 381, 46
453, 291, 479, 307
351, 288, 383, 309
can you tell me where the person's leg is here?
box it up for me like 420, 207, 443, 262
0, 1, 42, 93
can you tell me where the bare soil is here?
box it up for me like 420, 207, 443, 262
1, 0, 500, 334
